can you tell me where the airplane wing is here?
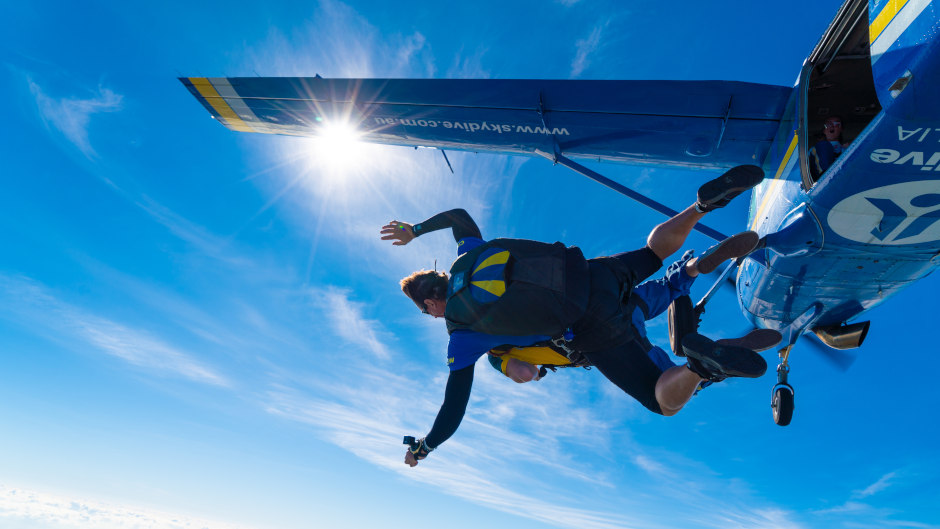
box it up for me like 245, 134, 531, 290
180, 77, 792, 170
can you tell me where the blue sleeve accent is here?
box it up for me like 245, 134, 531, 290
447, 331, 549, 371
645, 345, 678, 372
456, 237, 485, 256
633, 252, 696, 322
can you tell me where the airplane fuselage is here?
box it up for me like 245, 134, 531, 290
741, 0, 940, 337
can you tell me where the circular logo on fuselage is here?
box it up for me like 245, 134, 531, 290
827, 180, 940, 244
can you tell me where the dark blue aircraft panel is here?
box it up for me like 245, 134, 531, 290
181, 77, 791, 170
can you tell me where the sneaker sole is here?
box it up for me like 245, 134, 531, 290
696, 231, 760, 274
682, 333, 767, 378
716, 328, 783, 352
667, 295, 698, 356
697, 165, 765, 209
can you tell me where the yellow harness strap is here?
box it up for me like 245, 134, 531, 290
491, 346, 570, 374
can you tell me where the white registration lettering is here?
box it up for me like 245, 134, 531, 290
871, 149, 900, 163
898, 126, 923, 141
372, 117, 570, 136
895, 152, 925, 165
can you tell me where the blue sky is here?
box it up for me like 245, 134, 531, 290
2, 1, 940, 528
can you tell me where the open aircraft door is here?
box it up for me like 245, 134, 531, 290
797, 0, 881, 189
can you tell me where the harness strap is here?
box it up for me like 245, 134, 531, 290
548, 329, 593, 367
550, 329, 577, 358
633, 295, 650, 320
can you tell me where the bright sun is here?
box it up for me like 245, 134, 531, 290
309, 120, 365, 172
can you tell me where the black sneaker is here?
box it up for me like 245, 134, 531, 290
716, 328, 783, 352
695, 231, 760, 274
682, 332, 767, 382
696, 165, 765, 213
667, 295, 700, 356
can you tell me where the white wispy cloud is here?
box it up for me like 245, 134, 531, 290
133, 195, 248, 266
880, 522, 937, 528
813, 471, 937, 528
704, 508, 807, 529
853, 471, 897, 498
0, 274, 230, 387
0, 484, 254, 529
308, 286, 395, 360
571, 25, 606, 78
447, 46, 491, 78
27, 78, 122, 158
262, 385, 642, 529
813, 501, 871, 515
634, 454, 672, 477
263, 370, 813, 529
397, 31, 435, 77
245, 0, 435, 78
812, 505, 937, 529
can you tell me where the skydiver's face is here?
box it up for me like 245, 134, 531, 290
824, 119, 842, 141
422, 298, 446, 318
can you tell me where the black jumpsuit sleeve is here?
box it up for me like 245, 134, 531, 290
412, 209, 482, 242
424, 364, 474, 449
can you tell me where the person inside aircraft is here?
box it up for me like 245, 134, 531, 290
809, 115, 849, 178
380, 165, 782, 467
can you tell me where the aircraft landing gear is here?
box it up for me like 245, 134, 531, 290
771, 345, 795, 426
772, 384, 794, 426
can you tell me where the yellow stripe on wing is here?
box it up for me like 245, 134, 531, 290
870, 0, 911, 43
187, 77, 256, 133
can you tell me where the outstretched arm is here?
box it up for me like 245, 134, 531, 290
382, 209, 481, 246
404, 364, 474, 467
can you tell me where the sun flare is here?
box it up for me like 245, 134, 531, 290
309, 120, 365, 172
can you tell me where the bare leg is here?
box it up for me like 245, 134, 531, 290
654, 365, 704, 416
646, 205, 705, 261
647, 165, 765, 262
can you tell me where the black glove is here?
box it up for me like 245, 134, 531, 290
403, 436, 433, 460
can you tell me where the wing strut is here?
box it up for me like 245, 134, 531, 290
440, 149, 454, 173
534, 149, 728, 243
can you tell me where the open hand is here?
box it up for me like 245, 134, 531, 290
381, 221, 415, 246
